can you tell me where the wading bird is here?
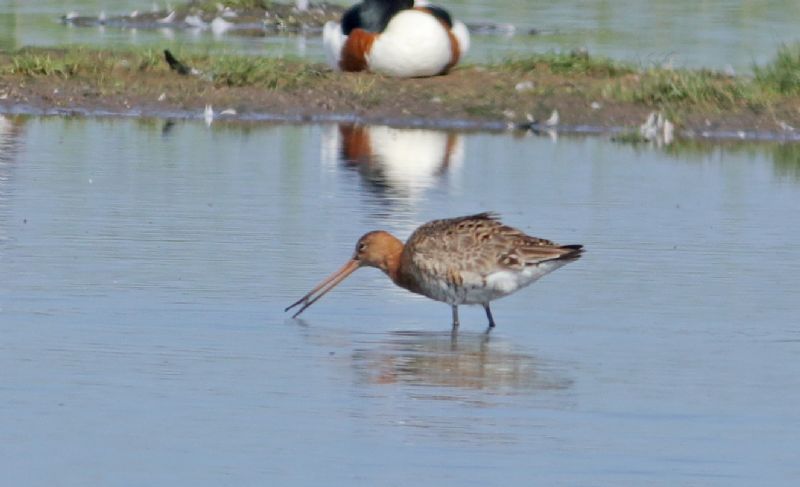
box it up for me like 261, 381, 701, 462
286, 213, 583, 329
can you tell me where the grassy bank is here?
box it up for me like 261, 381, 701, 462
497, 45, 800, 111
0, 48, 327, 88
1, 45, 798, 136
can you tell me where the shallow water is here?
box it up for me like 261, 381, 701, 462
1, 0, 799, 71
1, 116, 799, 485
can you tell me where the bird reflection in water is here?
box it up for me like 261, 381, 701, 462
322, 123, 464, 201
0, 115, 25, 227
0, 114, 23, 165
0, 115, 25, 242
351, 330, 572, 394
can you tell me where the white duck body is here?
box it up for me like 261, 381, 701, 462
368, 9, 455, 77
323, 6, 470, 77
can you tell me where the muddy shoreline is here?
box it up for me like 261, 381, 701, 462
1, 48, 799, 142
4, 102, 799, 143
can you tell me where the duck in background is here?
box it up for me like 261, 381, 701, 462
323, 0, 470, 77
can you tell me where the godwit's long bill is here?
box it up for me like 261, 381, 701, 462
286, 213, 583, 329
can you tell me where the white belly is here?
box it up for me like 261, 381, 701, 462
416, 260, 570, 306
367, 10, 453, 77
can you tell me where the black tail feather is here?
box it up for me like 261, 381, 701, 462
422, 5, 454, 29
559, 244, 584, 260
164, 49, 191, 75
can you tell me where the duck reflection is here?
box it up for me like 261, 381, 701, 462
322, 123, 464, 201
352, 330, 571, 393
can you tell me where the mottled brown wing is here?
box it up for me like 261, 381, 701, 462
404, 213, 582, 278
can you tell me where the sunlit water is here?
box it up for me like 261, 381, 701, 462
1, 0, 799, 72
1, 116, 799, 485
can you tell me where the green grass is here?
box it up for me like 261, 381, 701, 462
1, 48, 164, 78
498, 50, 634, 77
623, 69, 756, 108
209, 54, 327, 89
0, 47, 326, 90
620, 43, 800, 109
2, 43, 798, 116
3, 50, 97, 77
754, 43, 800, 95
498, 45, 800, 110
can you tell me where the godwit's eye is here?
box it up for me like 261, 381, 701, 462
357, 242, 367, 253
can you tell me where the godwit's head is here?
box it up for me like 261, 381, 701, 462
285, 231, 404, 318
351, 230, 404, 273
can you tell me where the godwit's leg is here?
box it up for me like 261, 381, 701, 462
451, 305, 460, 329
483, 304, 496, 328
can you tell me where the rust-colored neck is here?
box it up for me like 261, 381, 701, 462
382, 238, 405, 284
387, 242, 422, 295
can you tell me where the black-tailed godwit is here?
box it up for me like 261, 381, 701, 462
286, 213, 583, 329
